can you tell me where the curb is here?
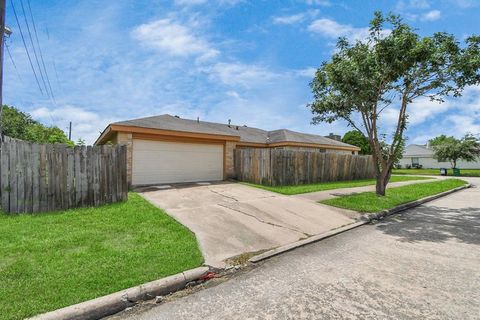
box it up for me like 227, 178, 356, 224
29, 266, 210, 320
360, 183, 471, 221
249, 183, 471, 264
249, 221, 367, 263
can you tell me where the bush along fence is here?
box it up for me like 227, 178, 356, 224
234, 148, 375, 186
0, 136, 128, 214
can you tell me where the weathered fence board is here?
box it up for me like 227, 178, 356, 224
234, 148, 375, 186
0, 136, 128, 214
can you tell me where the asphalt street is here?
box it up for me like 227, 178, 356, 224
111, 179, 480, 320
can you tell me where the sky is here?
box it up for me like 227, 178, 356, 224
3, 0, 480, 144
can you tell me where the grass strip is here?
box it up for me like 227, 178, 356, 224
244, 175, 432, 195
320, 179, 467, 213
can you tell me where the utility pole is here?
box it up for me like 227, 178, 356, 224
68, 121, 72, 140
0, 0, 6, 138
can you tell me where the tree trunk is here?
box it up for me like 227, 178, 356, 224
375, 169, 391, 196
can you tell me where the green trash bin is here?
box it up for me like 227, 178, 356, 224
453, 168, 461, 176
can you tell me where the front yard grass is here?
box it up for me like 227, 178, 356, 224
0, 192, 203, 320
244, 175, 432, 195
393, 168, 480, 177
321, 179, 467, 213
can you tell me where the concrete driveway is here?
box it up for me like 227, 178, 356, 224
139, 182, 355, 267
113, 178, 480, 320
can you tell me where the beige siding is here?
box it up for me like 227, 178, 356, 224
225, 141, 237, 179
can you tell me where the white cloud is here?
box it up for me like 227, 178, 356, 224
408, 97, 452, 125
305, 0, 331, 6
395, 0, 430, 11
293, 67, 317, 78
380, 107, 401, 126
273, 13, 306, 25
447, 115, 480, 135
273, 10, 320, 26
308, 18, 357, 38
30, 106, 118, 144
174, 0, 207, 5
204, 62, 281, 87
421, 10, 441, 21
308, 18, 386, 43
174, 0, 244, 6
449, 0, 478, 8
131, 18, 219, 60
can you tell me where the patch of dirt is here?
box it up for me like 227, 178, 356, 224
224, 249, 269, 266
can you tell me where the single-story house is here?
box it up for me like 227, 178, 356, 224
95, 114, 360, 186
399, 144, 480, 169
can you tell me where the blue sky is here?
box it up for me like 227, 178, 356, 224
4, 0, 480, 144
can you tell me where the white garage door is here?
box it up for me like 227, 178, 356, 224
132, 139, 224, 185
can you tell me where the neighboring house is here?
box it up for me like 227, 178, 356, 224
399, 144, 480, 169
95, 114, 360, 186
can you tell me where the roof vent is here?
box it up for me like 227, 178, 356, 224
197, 117, 199, 123
174, 115, 180, 118
243, 125, 247, 127
228, 119, 231, 128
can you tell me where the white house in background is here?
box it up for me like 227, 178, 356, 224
399, 144, 480, 169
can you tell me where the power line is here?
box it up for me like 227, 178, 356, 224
52, 59, 61, 90
25, 0, 56, 104
18, 0, 49, 98
6, 42, 22, 81
9, 0, 43, 94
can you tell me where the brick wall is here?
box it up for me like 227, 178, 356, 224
225, 141, 237, 179
114, 132, 133, 186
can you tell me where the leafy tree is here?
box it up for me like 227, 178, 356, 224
1, 105, 73, 145
2, 105, 36, 139
342, 130, 371, 154
76, 138, 86, 146
432, 134, 480, 168
428, 134, 456, 147
308, 12, 480, 196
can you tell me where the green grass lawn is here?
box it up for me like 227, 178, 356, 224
393, 168, 480, 177
321, 179, 467, 213
0, 193, 203, 320
244, 175, 432, 195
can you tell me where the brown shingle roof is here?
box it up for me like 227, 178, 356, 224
112, 114, 358, 149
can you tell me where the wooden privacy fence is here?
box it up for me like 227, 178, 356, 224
234, 148, 375, 186
0, 136, 128, 214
